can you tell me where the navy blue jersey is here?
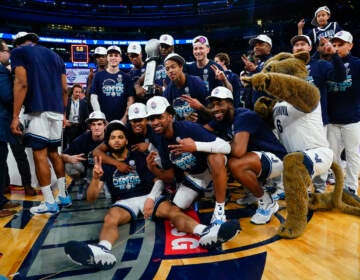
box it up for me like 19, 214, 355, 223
10, 45, 65, 114
243, 54, 272, 110
307, 54, 346, 125
63, 131, 103, 169
127, 124, 161, 148
328, 54, 360, 124
307, 22, 342, 45
128, 66, 145, 83
154, 64, 170, 87
0, 64, 16, 144
208, 108, 287, 159
225, 70, 242, 108
154, 121, 216, 174
101, 151, 154, 201
90, 70, 134, 121
185, 60, 223, 93
163, 74, 208, 123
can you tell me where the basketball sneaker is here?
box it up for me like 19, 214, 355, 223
236, 191, 257, 205
55, 194, 73, 207
271, 189, 285, 200
210, 212, 227, 225
250, 199, 279, 225
30, 201, 59, 215
64, 241, 117, 270
199, 220, 241, 249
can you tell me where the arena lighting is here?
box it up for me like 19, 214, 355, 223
0, 32, 190, 45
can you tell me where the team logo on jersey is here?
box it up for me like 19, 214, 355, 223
113, 170, 141, 190
102, 78, 124, 97
173, 98, 194, 119
170, 151, 197, 170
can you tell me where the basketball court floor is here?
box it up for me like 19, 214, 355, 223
1, 181, 359, 280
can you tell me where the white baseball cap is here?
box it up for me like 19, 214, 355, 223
207, 86, 233, 101
192, 35, 210, 47
249, 34, 272, 47
127, 42, 142, 55
86, 111, 107, 124
146, 96, 170, 117
94, 46, 107, 56
159, 34, 174, 46
311, 6, 331, 27
290, 35, 312, 46
107, 45, 122, 54
331, 31, 353, 44
13, 31, 39, 46
128, 103, 147, 120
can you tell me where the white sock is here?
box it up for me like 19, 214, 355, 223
56, 177, 67, 197
98, 240, 112, 250
41, 185, 55, 203
215, 202, 225, 216
193, 224, 207, 236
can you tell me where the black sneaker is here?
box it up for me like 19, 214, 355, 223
199, 219, 240, 249
64, 241, 116, 270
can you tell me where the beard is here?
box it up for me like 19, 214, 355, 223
109, 145, 126, 154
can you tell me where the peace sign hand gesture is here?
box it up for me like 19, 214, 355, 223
93, 156, 104, 179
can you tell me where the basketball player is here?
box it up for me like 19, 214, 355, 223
64, 121, 240, 270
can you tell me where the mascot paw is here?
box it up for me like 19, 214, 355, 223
277, 220, 307, 239
241, 76, 252, 87
250, 73, 270, 92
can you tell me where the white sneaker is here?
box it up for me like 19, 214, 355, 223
250, 199, 279, 225
210, 212, 227, 225
236, 192, 257, 205
64, 241, 116, 270
199, 220, 240, 248
271, 189, 285, 200
30, 201, 59, 216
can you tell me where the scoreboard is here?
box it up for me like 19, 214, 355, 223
71, 44, 89, 63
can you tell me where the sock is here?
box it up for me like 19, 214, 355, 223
98, 240, 112, 250
215, 202, 225, 216
41, 185, 55, 203
193, 224, 207, 236
56, 177, 67, 197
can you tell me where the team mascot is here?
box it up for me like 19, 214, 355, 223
242, 51, 360, 238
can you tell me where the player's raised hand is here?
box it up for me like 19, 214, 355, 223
93, 156, 104, 179
210, 64, 226, 82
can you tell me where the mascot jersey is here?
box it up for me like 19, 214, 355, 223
273, 101, 328, 152
155, 121, 216, 175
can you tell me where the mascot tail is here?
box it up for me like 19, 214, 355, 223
309, 162, 360, 215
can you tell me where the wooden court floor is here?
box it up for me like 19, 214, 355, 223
0, 183, 359, 280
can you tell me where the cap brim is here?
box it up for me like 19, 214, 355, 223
206, 96, 233, 101
311, 17, 318, 27
13, 33, 39, 46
